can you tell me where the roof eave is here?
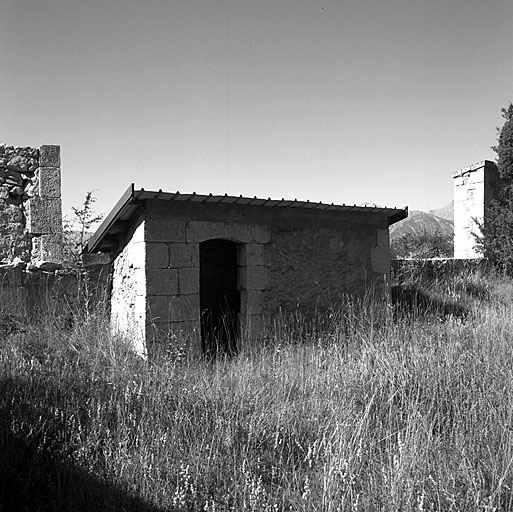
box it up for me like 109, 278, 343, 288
83, 184, 135, 254
387, 206, 408, 226
84, 186, 408, 253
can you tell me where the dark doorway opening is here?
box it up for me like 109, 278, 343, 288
200, 239, 240, 357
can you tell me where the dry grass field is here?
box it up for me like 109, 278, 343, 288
1, 268, 513, 511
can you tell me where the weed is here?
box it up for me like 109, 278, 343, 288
2, 268, 513, 510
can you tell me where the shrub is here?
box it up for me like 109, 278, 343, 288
477, 103, 513, 273
391, 229, 453, 259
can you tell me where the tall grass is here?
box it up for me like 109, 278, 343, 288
2, 269, 513, 511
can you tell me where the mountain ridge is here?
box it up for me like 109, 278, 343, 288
390, 201, 454, 240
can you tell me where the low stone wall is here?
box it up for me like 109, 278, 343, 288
391, 258, 492, 283
0, 262, 111, 327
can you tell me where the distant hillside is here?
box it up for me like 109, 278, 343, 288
428, 200, 454, 222
390, 203, 453, 240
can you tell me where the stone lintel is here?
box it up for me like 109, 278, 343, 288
186, 221, 271, 244
145, 219, 186, 243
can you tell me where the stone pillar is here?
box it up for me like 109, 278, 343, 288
453, 160, 499, 259
110, 222, 147, 356
27, 145, 63, 262
144, 219, 202, 357
370, 227, 391, 297
238, 243, 269, 343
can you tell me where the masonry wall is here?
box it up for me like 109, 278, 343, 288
125, 200, 391, 355
0, 145, 39, 261
391, 258, 492, 284
0, 263, 111, 336
453, 160, 499, 259
110, 220, 146, 355
0, 144, 66, 319
0, 144, 62, 264
264, 221, 389, 314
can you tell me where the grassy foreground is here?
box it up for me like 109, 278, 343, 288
1, 271, 513, 511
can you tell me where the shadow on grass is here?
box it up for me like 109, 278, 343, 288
0, 376, 164, 512
391, 284, 469, 320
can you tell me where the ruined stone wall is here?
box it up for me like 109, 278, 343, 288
0, 145, 39, 261
0, 144, 83, 336
110, 220, 146, 355
0, 144, 62, 264
0, 261, 111, 334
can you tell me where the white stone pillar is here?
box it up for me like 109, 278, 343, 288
453, 160, 499, 259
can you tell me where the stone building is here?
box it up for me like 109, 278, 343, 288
84, 185, 407, 357
453, 160, 499, 259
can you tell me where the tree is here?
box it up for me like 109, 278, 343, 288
478, 103, 513, 273
391, 229, 453, 259
62, 191, 103, 267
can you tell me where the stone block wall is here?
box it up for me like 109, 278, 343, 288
0, 262, 111, 331
145, 219, 199, 348
110, 221, 146, 355
453, 160, 499, 259
263, 222, 389, 315
0, 144, 62, 264
142, 219, 272, 355
391, 257, 491, 284
109, 199, 391, 356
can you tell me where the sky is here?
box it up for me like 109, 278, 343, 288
2, 0, 513, 221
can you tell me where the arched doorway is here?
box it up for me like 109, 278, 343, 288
200, 239, 240, 356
